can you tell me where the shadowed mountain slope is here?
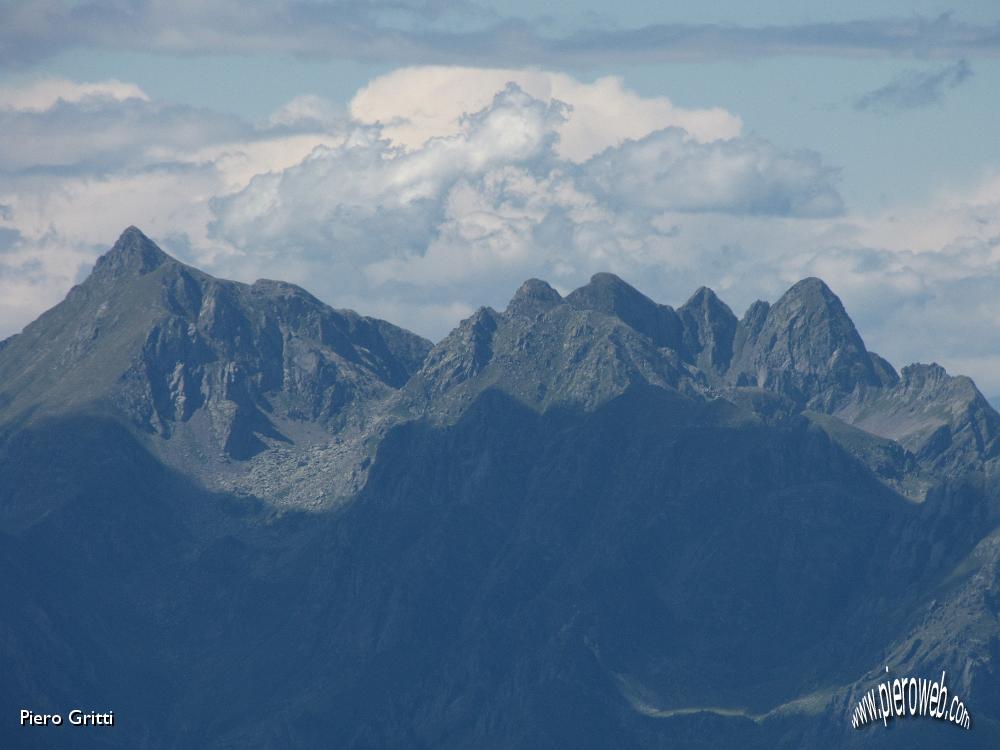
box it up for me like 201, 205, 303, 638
3, 229, 1000, 749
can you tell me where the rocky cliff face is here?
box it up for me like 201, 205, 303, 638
3, 228, 1000, 750
0, 227, 431, 461
678, 285, 738, 377
565, 271, 685, 351
729, 277, 882, 403
403, 277, 692, 420
405, 270, 1000, 487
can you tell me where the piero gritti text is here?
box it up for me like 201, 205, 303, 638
20, 709, 114, 727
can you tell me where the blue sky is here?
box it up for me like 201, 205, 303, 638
3, 1, 1000, 392
34, 42, 1000, 208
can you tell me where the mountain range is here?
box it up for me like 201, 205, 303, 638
2, 227, 999, 748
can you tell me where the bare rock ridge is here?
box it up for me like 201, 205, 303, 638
564, 273, 877, 401
729, 276, 882, 405
564, 271, 684, 351
538, 272, 998, 478
406, 275, 691, 417
1, 227, 997, 481
678, 285, 737, 376
92, 224, 170, 279
505, 278, 564, 319
0, 226, 432, 459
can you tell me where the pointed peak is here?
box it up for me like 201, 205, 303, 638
92, 226, 172, 281
682, 285, 721, 308
118, 225, 147, 242
566, 272, 654, 311
454, 306, 501, 336
740, 299, 771, 332
505, 278, 563, 318
730, 276, 880, 402
868, 351, 900, 387
779, 277, 838, 305
770, 277, 856, 330
741, 300, 770, 322
516, 278, 561, 297
678, 286, 736, 375
587, 272, 631, 289
686, 285, 717, 302
680, 286, 735, 320
735, 300, 771, 347
565, 272, 683, 350
793, 276, 832, 291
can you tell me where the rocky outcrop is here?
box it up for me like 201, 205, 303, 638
678, 286, 737, 377
565, 272, 685, 352
833, 362, 1000, 475
0, 227, 432, 458
405, 277, 691, 419
728, 277, 881, 407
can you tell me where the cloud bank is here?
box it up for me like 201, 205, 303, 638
4, 67, 1000, 395
349, 67, 742, 161
3, 3, 1000, 69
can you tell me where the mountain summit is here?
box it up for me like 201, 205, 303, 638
678, 285, 737, 376
730, 277, 882, 403
93, 225, 171, 279
3, 227, 995, 482
566, 272, 685, 351
4, 228, 1000, 749
0, 227, 431, 461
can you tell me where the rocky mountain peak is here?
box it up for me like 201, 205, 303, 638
566, 272, 647, 311
565, 273, 684, 351
739, 299, 771, 330
91, 225, 172, 281
8, 231, 1000, 483
832, 359, 1000, 475
678, 286, 737, 376
683, 285, 724, 309
409, 307, 501, 400
868, 351, 900, 387
504, 279, 563, 319
899, 362, 950, 387
732, 300, 771, 366
769, 277, 854, 327
0, 227, 432, 461
729, 276, 878, 406
784, 275, 835, 299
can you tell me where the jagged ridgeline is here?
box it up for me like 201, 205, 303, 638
2, 227, 1000, 749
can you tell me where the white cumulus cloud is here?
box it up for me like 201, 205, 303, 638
0, 77, 149, 111
208, 79, 841, 326
349, 66, 742, 161
5, 68, 1000, 396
